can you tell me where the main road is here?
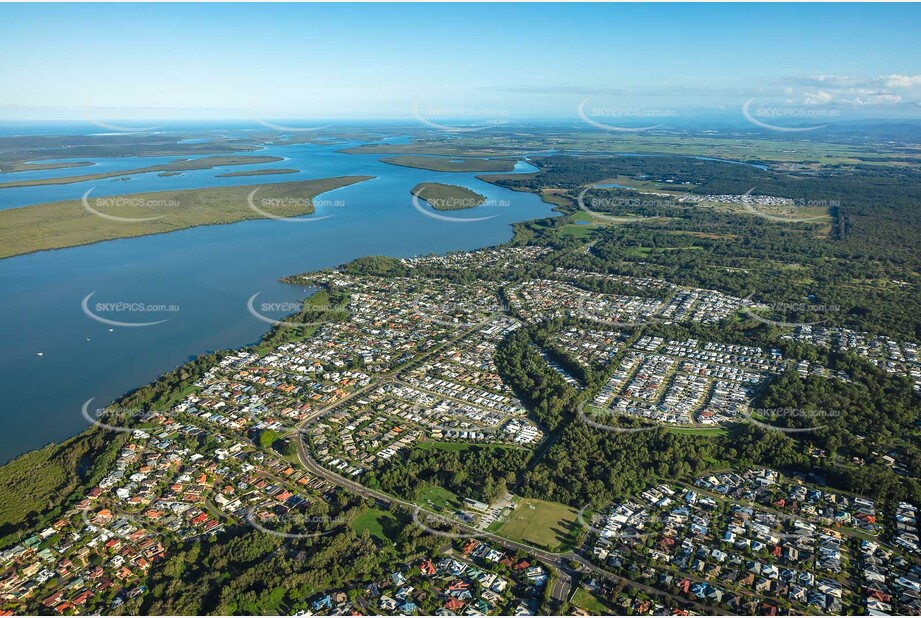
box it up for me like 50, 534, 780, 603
287, 314, 725, 614
294, 415, 723, 614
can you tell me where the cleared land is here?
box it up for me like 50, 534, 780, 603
0, 155, 285, 189
0, 175, 373, 259
215, 168, 299, 178
411, 182, 486, 211
495, 497, 580, 552
352, 508, 400, 543
382, 155, 516, 173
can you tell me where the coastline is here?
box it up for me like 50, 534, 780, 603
0, 180, 562, 469
0, 175, 375, 259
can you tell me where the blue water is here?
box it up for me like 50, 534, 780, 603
0, 135, 555, 463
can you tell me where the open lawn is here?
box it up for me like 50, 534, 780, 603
417, 485, 461, 513
495, 497, 580, 552
559, 223, 596, 239
352, 508, 400, 543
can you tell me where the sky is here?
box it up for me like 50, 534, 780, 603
1, 3, 920, 124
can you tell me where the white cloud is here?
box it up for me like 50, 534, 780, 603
846, 93, 902, 105
884, 74, 921, 89
780, 74, 920, 107
803, 90, 834, 105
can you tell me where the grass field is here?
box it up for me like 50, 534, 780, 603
0, 155, 284, 189
495, 497, 580, 552
382, 155, 517, 173
559, 223, 596, 239
0, 175, 373, 259
411, 182, 486, 210
417, 485, 461, 513
352, 508, 399, 543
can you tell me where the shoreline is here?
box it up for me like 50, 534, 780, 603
0, 175, 375, 260
0, 181, 562, 468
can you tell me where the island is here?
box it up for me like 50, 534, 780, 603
0, 176, 374, 259
410, 182, 486, 210
381, 155, 517, 173
215, 168, 299, 178
2, 160, 95, 173
0, 155, 286, 189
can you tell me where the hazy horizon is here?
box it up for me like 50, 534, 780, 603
2, 3, 920, 125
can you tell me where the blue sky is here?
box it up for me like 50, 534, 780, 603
1, 3, 919, 122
